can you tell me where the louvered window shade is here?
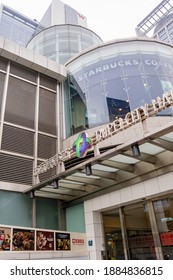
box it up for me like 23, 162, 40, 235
38, 134, 56, 159
0, 153, 33, 185
40, 74, 56, 90
0, 57, 7, 71
38, 88, 56, 135
2, 125, 34, 156
4, 76, 36, 128
10, 62, 37, 83
38, 161, 57, 183
0, 73, 5, 119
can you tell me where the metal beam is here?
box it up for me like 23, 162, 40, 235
98, 159, 134, 173
87, 169, 117, 180
123, 151, 157, 165
148, 138, 173, 151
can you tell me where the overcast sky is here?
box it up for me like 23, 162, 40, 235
0, 0, 166, 42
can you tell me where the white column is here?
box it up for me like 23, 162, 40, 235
84, 200, 105, 260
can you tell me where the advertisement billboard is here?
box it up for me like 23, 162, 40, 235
36, 230, 54, 251
0, 227, 11, 251
12, 228, 35, 251
56, 232, 71, 251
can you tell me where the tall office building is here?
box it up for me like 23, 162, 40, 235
136, 0, 173, 45
0, 4, 39, 46
38, 0, 87, 28
0, 0, 87, 47
0, 0, 101, 64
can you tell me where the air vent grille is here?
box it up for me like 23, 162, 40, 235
38, 161, 57, 183
10, 62, 37, 83
38, 88, 56, 135
0, 73, 5, 119
2, 125, 34, 156
5, 76, 36, 128
0, 153, 33, 185
38, 134, 56, 159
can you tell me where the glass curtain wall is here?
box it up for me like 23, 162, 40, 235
65, 41, 173, 137
27, 25, 102, 65
0, 6, 38, 46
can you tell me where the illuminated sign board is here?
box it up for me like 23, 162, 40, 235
34, 91, 173, 176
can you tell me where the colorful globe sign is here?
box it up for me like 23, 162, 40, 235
72, 132, 92, 158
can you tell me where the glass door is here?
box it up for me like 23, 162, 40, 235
153, 197, 173, 260
123, 202, 156, 260
102, 209, 125, 260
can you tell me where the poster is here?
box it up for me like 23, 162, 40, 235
56, 232, 71, 250
12, 228, 35, 251
160, 232, 173, 246
36, 230, 54, 250
71, 232, 87, 252
0, 227, 11, 251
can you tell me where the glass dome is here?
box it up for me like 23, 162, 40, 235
64, 38, 173, 137
27, 24, 103, 64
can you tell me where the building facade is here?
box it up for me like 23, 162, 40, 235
57, 37, 173, 260
0, 0, 88, 47
153, 12, 173, 44
38, 0, 87, 28
136, 0, 173, 46
1, 0, 173, 260
0, 4, 39, 46
0, 35, 88, 260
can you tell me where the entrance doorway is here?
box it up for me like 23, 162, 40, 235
102, 209, 125, 260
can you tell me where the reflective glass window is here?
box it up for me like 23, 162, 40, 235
27, 25, 102, 65
102, 209, 125, 260
71, 97, 87, 133
86, 83, 110, 127
65, 42, 173, 136
123, 203, 156, 260
0, 12, 36, 46
153, 198, 173, 260
126, 76, 152, 110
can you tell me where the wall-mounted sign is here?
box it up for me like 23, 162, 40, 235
88, 240, 93, 246
72, 238, 85, 245
70, 232, 87, 252
33, 91, 173, 176
72, 132, 92, 158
